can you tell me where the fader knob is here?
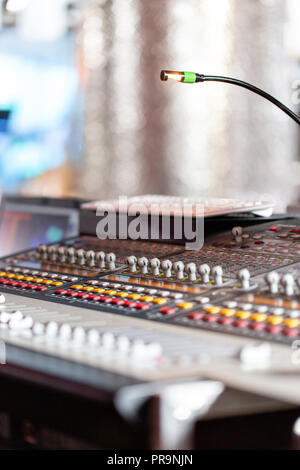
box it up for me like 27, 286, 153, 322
37, 244, 47, 260
0, 294, 5, 304
232, 226, 243, 243
161, 260, 172, 278
138, 257, 149, 275
48, 246, 57, 262
76, 249, 86, 266
58, 246, 67, 263
266, 271, 280, 294
106, 252, 116, 270
282, 273, 295, 296
238, 268, 251, 290
186, 263, 197, 282
86, 250, 95, 267
67, 247, 76, 264
173, 261, 185, 280
150, 258, 160, 276
199, 264, 210, 284
212, 266, 223, 286
96, 251, 106, 268
126, 256, 137, 273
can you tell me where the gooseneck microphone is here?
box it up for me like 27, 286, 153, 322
160, 70, 300, 127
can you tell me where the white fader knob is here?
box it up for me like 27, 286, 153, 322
266, 271, 280, 294
58, 246, 67, 263
238, 268, 251, 290
126, 256, 137, 273
161, 260, 172, 278
0, 294, 5, 304
173, 261, 185, 280
96, 251, 106, 268
150, 258, 160, 276
138, 257, 149, 274
232, 226, 243, 243
106, 252, 116, 270
186, 263, 197, 282
76, 249, 86, 266
86, 250, 95, 267
67, 247, 76, 264
282, 273, 295, 296
212, 266, 223, 286
199, 264, 210, 284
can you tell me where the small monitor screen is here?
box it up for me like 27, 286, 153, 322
0, 201, 79, 257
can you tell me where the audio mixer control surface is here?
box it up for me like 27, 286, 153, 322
2, 218, 300, 404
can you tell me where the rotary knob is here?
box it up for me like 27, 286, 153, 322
281, 273, 295, 296
96, 251, 106, 269
212, 265, 223, 286
161, 260, 172, 278
150, 258, 160, 276
173, 261, 185, 280
186, 263, 197, 282
58, 246, 67, 263
86, 250, 96, 267
76, 249, 86, 266
106, 252, 116, 270
138, 257, 149, 275
67, 247, 76, 264
238, 268, 251, 290
232, 226, 243, 244
266, 271, 280, 294
126, 256, 137, 273
199, 264, 210, 284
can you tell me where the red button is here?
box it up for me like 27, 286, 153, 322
6, 280, 15, 285
233, 320, 249, 328
282, 329, 299, 337
65, 291, 77, 297
55, 289, 67, 295
24, 284, 34, 289
77, 293, 89, 299
103, 297, 113, 303
10, 281, 19, 287
218, 317, 234, 325
266, 325, 282, 335
290, 229, 300, 233
203, 315, 218, 323
269, 226, 281, 231
135, 303, 150, 310
187, 312, 203, 320
36, 286, 47, 291
90, 295, 102, 301
111, 298, 125, 305
123, 301, 136, 308
248, 322, 265, 331
160, 307, 176, 315
1, 280, 10, 285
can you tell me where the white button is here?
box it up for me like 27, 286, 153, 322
223, 300, 237, 308
256, 305, 268, 313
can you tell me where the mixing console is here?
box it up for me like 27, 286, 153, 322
2, 216, 300, 403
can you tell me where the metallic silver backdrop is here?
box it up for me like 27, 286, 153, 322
79, 0, 299, 209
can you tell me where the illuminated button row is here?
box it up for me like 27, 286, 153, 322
186, 307, 300, 337
0, 279, 48, 291
0, 272, 64, 285
55, 289, 152, 309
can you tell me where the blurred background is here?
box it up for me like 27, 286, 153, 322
0, 0, 300, 210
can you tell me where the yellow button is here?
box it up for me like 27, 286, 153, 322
15, 275, 25, 280
24, 276, 33, 281
6, 273, 15, 278
152, 298, 167, 305
71, 284, 83, 290
82, 286, 94, 291
251, 313, 267, 323
105, 290, 117, 295
283, 318, 300, 328
204, 306, 221, 314
42, 280, 53, 285
266, 316, 283, 325
92, 288, 105, 293
52, 281, 63, 286
140, 296, 154, 302
235, 310, 251, 319
220, 308, 236, 317
116, 292, 129, 298
0, 272, 6, 276
32, 278, 43, 283
177, 302, 194, 310
128, 294, 141, 300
